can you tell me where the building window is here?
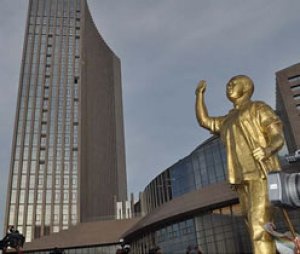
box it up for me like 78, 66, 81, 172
72, 178, 77, 186
21, 175, 27, 188
37, 190, 43, 202
55, 191, 60, 203
25, 226, 32, 242
19, 191, 26, 205
53, 226, 59, 232
27, 205, 33, 224
29, 176, 35, 189
18, 205, 24, 225
41, 136, 47, 146
291, 84, 300, 92
10, 190, 17, 204
293, 94, 300, 100
28, 190, 34, 203
46, 190, 52, 204
13, 161, 19, 173
12, 175, 18, 188
288, 75, 300, 83
72, 192, 77, 202
63, 191, 69, 202
45, 205, 51, 224
64, 174, 70, 183
55, 177, 61, 187
9, 205, 15, 225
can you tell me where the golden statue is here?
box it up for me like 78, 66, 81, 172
195, 75, 284, 254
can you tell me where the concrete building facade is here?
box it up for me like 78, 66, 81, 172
276, 63, 300, 153
5, 0, 127, 242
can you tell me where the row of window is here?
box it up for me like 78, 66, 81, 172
11, 170, 78, 194
156, 219, 195, 242
29, 25, 81, 36
25, 37, 80, 66
130, 211, 251, 253
11, 189, 78, 204
16, 21, 81, 170
290, 85, 300, 111
291, 84, 300, 92
9, 203, 77, 227
15, 146, 78, 160
30, 0, 81, 18
13, 159, 77, 173
30, 16, 81, 27
288, 75, 300, 83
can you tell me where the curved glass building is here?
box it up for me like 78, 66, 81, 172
142, 136, 227, 214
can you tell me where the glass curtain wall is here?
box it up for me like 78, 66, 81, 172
143, 137, 227, 213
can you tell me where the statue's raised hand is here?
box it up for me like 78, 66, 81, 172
195, 80, 207, 95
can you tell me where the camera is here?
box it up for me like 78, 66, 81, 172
268, 171, 300, 208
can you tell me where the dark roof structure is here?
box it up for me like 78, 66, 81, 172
23, 218, 140, 251
123, 181, 238, 240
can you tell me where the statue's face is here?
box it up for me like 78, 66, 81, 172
226, 79, 244, 102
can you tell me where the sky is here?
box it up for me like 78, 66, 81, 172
0, 0, 300, 234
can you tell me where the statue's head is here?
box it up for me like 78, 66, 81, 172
226, 75, 254, 104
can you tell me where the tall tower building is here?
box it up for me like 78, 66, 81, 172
4, 0, 127, 242
276, 63, 300, 153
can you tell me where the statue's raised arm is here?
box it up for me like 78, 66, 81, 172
195, 80, 211, 130
195, 80, 224, 134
